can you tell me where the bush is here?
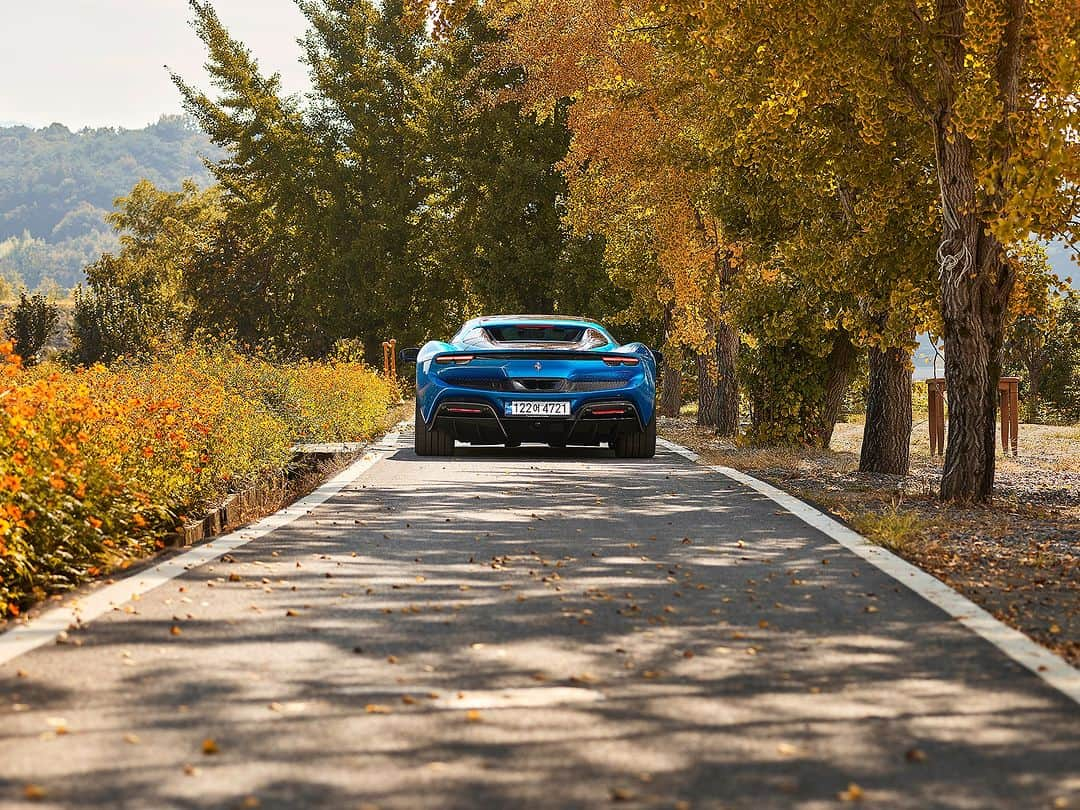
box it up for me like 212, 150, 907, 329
0, 344, 397, 616
4, 292, 59, 365
70, 285, 179, 365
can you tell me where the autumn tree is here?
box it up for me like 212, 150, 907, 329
663, 0, 1079, 498
480, 0, 744, 433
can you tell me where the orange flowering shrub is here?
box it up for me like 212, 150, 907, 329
0, 344, 397, 616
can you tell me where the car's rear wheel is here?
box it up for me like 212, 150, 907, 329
414, 401, 454, 456
613, 411, 656, 458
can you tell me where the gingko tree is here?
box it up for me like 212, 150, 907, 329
662, 0, 1080, 499
480, 0, 744, 433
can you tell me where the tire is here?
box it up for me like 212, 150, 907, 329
613, 410, 657, 458
414, 401, 455, 456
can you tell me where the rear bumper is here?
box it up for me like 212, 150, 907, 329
425, 398, 644, 446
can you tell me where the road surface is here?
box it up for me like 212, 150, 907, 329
2, 432, 1078, 809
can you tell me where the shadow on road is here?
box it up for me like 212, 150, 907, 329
1, 437, 1077, 809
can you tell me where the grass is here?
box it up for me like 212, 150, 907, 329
851, 503, 926, 555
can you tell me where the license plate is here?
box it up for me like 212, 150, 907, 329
505, 401, 570, 417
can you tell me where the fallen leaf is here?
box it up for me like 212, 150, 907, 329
170, 625, 183, 636
123, 733, 141, 745
240, 797, 261, 808
24, 784, 47, 801
365, 704, 392, 714
905, 747, 927, 763
609, 787, 636, 801
465, 709, 483, 723
201, 738, 220, 755
837, 783, 864, 802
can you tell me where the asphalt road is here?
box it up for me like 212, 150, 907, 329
2, 433, 1078, 809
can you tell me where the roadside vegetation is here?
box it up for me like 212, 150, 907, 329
0, 343, 398, 618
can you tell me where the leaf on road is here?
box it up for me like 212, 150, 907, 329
201, 738, 220, 755
24, 784, 47, 801
609, 787, 636, 801
465, 709, 483, 723
365, 704, 392, 714
905, 747, 927, 763
285, 609, 300, 617
170, 625, 183, 636
123, 733, 141, 745
837, 783, 865, 801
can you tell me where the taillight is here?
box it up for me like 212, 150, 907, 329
435, 354, 475, 365
602, 356, 640, 366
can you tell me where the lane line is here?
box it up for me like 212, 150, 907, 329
0, 428, 404, 667
657, 438, 1080, 706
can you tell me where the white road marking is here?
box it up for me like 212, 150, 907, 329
0, 428, 404, 667
657, 438, 1080, 706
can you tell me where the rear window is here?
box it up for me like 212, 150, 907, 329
485, 325, 587, 342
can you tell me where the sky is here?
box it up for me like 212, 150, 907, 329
0, 0, 311, 130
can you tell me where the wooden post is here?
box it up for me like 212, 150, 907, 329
389, 338, 397, 378
999, 376, 1020, 456
927, 378, 946, 456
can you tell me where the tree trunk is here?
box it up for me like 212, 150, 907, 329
696, 343, 718, 428
659, 363, 682, 417
658, 312, 682, 418
715, 320, 740, 435
932, 0, 1022, 502
820, 332, 857, 447
934, 126, 1014, 502
860, 345, 913, 474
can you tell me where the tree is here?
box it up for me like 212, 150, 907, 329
173, 0, 619, 357
1003, 244, 1072, 421
5, 292, 59, 364
663, 0, 1079, 499
479, 0, 744, 434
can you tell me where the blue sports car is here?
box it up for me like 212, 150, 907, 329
400, 315, 659, 457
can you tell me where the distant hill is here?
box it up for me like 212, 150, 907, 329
0, 115, 220, 294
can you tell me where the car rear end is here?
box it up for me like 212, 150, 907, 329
421, 349, 653, 448
412, 318, 657, 456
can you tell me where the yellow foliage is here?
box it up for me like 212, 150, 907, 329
0, 344, 397, 615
